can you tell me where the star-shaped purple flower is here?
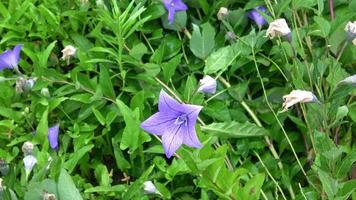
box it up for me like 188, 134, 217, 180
48, 124, 59, 150
140, 90, 202, 158
247, 6, 267, 27
0, 44, 23, 71
163, 0, 188, 24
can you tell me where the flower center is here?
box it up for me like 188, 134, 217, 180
170, 2, 175, 6
174, 114, 188, 126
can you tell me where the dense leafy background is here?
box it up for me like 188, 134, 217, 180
0, 0, 355, 199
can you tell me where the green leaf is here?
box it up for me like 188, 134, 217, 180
316, 168, 338, 199
201, 121, 268, 138
35, 107, 48, 144
162, 54, 182, 82
336, 179, 356, 200
122, 165, 154, 199
313, 16, 330, 37
64, 144, 94, 173
204, 44, 239, 74
57, 169, 83, 200
92, 107, 106, 125
241, 173, 265, 200
189, 23, 215, 60
84, 185, 126, 193
336, 151, 356, 179
24, 179, 58, 200
38, 40, 57, 68
99, 66, 116, 99
116, 99, 141, 152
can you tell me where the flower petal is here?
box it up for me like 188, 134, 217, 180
161, 125, 184, 158
12, 44, 23, 63
172, 0, 188, 11
140, 112, 176, 136
0, 50, 14, 69
183, 106, 202, 148
48, 124, 59, 150
158, 90, 184, 114
167, 7, 176, 24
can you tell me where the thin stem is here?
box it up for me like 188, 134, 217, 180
205, 89, 227, 103
254, 151, 287, 200
329, 0, 335, 20
336, 41, 348, 62
251, 48, 307, 177
218, 76, 295, 198
300, 103, 316, 155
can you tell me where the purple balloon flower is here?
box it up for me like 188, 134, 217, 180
0, 45, 23, 71
140, 90, 202, 158
48, 124, 59, 150
163, 0, 188, 24
247, 6, 267, 27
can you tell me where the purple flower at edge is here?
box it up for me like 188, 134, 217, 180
163, 0, 188, 24
48, 124, 59, 150
247, 6, 267, 27
140, 90, 202, 158
0, 45, 23, 71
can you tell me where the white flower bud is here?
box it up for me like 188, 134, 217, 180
217, 7, 229, 20
41, 88, 50, 97
339, 74, 356, 84
22, 141, 34, 155
282, 90, 318, 112
143, 181, 158, 194
266, 18, 291, 39
198, 75, 217, 94
23, 155, 37, 174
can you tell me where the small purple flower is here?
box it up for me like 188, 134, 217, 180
48, 124, 59, 150
140, 90, 202, 158
247, 6, 267, 27
198, 75, 217, 94
163, 0, 188, 24
0, 45, 23, 71
23, 155, 37, 173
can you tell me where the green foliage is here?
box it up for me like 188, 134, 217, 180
0, 0, 355, 199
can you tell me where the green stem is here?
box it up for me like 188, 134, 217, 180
251, 48, 307, 177
254, 151, 287, 200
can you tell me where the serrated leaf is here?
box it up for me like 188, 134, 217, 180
190, 23, 215, 59
204, 44, 239, 74
201, 121, 268, 138
58, 169, 83, 200
64, 144, 94, 173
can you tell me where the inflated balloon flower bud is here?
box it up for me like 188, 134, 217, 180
345, 21, 356, 46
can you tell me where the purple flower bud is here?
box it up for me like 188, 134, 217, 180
163, 0, 188, 24
247, 6, 267, 27
0, 45, 23, 71
23, 155, 37, 172
48, 124, 59, 150
198, 75, 217, 94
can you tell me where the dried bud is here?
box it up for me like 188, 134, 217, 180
15, 77, 36, 93
42, 191, 57, 200
22, 141, 34, 155
217, 7, 229, 20
282, 90, 318, 112
0, 159, 9, 176
198, 75, 217, 94
226, 31, 237, 41
345, 21, 356, 42
61, 45, 76, 64
266, 18, 291, 40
